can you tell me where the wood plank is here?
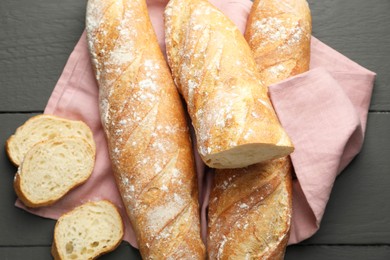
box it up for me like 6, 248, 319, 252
1, 112, 390, 250
0, 0, 85, 112
285, 245, 390, 260
1, 244, 389, 260
302, 112, 390, 244
0, 243, 141, 260
0, 0, 388, 112
0, 247, 52, 260
307, 0, 390, 112
1, 0, 389, 257
0, 114, 57, 245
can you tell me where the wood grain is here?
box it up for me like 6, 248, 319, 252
0, 0, 85, 111
307, 0, 390, 112
0, 0, 388, 112
1, 244, 389, 260
286, 245, 390, 260
0, 243, 141, 260
0, 0, 389, 259
0, 114, 56, 246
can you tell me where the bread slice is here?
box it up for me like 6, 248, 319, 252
51, 200, 124, 260
6, 114, 95, 166
14, 136, 95, 208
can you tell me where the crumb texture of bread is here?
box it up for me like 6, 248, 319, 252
14, 136, 95, 208
164, 0, 294, 169
52, 200, 124, 260
6, 114, 95, 166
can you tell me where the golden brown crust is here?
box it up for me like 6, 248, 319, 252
13, 168, 31, 206
5, 136, 18, 166
208, 0, 311, 258
86, 0, 205, 258
245, 0, 312, 87
51, 239, 61, 260
208, 158, 293, 259
164, 0, 294, 169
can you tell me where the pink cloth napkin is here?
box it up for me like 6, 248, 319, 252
16, 0, 375, 248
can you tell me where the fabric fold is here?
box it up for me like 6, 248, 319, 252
269, 68, 364, 243
14, 0, 375, 248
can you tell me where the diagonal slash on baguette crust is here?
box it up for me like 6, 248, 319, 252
164, 0, 294, 169
86, 0, 205, 258
208, 0, 312, 258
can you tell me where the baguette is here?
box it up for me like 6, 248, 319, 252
86, 0, 205, 258
207, 0, 312, 258
14, 136, 95, 208
208, 158, 293, 259
164, 0, 294, 169
245, 0, 312, 87
6, 114, 95, 166
51, 200, 124, 260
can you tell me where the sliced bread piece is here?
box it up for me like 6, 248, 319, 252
6, 114, 95, 166
51, 200, 124, 260
14, 136, 95, 208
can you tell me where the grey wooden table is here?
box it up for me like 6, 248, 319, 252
1, 0, 389, 259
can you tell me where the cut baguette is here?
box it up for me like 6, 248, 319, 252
6, 114, 95, 166
14, 136, 95, 208
51, 200, 124, 260
207, 0, 312, 258
164, 0, 294, 169
208, 158, 293, 259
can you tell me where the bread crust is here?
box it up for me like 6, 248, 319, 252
245, 0, 312, 87
86, 0, 205, 258
51, 200, 124, 260
164, 0, 294, 169
5, 114, 95, 166
14, 136, 95, 208
207, 0, 312, 258
208, 158, 293, 259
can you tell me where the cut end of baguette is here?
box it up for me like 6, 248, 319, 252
51, 200, 124, 260
14, 137, 95, 208
202, 143, 294, 169
6, 114, 95, 166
